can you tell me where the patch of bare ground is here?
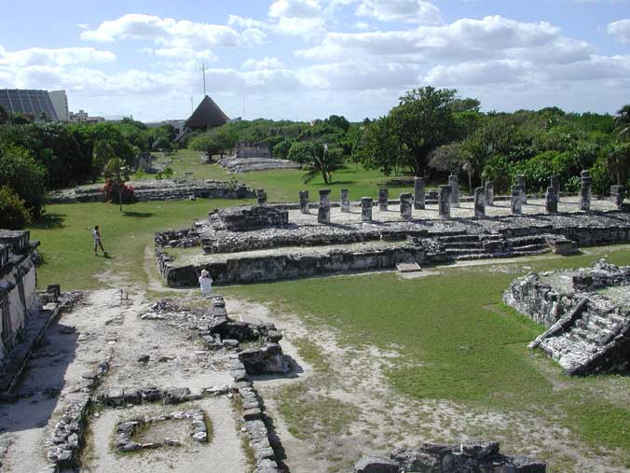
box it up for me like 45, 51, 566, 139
224, 297, 630, 473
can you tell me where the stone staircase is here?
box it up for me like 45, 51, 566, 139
531, 295, 630, 375
435, 233, 552, 261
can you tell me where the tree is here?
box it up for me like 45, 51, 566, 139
288, 142, 344, 184
0, 144, 47, 218
0, 186, 31, 229
104, 157, 131, 211
92, 140, 116, 180
607, 142, 630, 186
388, 86, 462, 176
615, 104, 630, 138
353, 116, 404, 176
0, 105, 8, 125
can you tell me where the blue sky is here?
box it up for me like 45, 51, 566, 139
1, 0, 629, 121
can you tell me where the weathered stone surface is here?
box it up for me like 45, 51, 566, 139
414, 177, 425, 210
256, 189, 267, 205
505, 259, 630, 375
318, 189, 331, 224
361, 198, 373, 222
611, 185, 625, 209
209, 206, 289, 232
239, 343, 291, 375
439, 185, 451, 218
299, 190, 309, 214
474, 187, 485, 217
448, 174, 459, 207
545, 186, 558, 214
400, 193, 412, 220
354, 455, 400, 473
511, 186, 522, 215
378, 188, 389, 211
580, 170, 592, 212
341, 189, 350, 212
517, 174, 527, 204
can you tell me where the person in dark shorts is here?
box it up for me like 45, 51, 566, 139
92, 225, 105, 255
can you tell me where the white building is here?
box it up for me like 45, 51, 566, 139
49, 90, 69, 122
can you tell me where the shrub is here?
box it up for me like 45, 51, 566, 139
0, 186, 31, 229
103, 179, 136, 204
0, 144, 47, 218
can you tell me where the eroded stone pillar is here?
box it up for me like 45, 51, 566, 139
256, 189, 267, 205
340, 189, 350, 212
474, 187, 485, 217
545, 186, 558, 214
611, 185, 626, 209
485, 181, 494, 206
361, 197, 373, 222
517, 175, 527, 204
299, 190, 309, 214
448, 174, 459, 207
378, 188, 389, 211
439, 185, 451, 218
400, 193, 412, 220
550, 175, 560, 201
414, 177, 425, 210
580, 170, 592, 212
511, 185, 522, 215
318, 189, 331, 224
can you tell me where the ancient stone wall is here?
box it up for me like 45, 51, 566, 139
504, 260, 630, 375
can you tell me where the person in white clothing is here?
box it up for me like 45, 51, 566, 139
198, 269, 213, 297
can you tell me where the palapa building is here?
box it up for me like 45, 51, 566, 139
185, 95, 229, 130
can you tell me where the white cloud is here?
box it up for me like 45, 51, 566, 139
356, 0, 441, 24
0, 46, 115, 67
608, 19, 630, 43
242, 57, 285, 70
269, 0, 322, 18
80, 13, 258, 49
424, 60, 530, 86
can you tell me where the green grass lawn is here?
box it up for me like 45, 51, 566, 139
29, 198, 251, 290
223, 248, 630, 464
146, 149, 418, 202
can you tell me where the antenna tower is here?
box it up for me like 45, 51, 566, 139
202, 63, 207, 96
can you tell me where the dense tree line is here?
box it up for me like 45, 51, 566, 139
0, 107, 176, 228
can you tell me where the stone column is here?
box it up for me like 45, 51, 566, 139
378, 188, 389, 211
318, 189, 331, 224
299, 190, 309, 214
340, 189, 350, 212
474, 187, 485, 217
611, 185, 626, 210
550, 175, 560, 201
516, 175, 527, 204
448, 174, 459, 207
256, 189, 267, 205
511, 185, 522, 215
485, 181, 494, 206
580, 170, 592, 212
361, 197, 373, 222
545, 186, 558, 214
400, 193, 412, 220
439, 185, 451, 219
414, 177, 425, 210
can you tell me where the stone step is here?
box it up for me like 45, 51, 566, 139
438, 235, 481, 243
455, 253, 496, 261
511, 243, 548, 252
586, 314, 614, 330
442, 242, 483, 250
446, 248, 486, 256
607, 313, 628, 326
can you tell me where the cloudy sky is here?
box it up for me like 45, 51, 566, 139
1, 0, 629, 121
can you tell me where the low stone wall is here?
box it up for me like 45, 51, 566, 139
159, 242, 426, 287
47, 179, 255, 204
354, 442, 546, 472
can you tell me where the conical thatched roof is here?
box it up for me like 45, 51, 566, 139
185, 95, 229, 130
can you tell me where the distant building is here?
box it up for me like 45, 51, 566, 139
185, 95, 229, 130
48, 90, 69, 122
0, 89, 59, 121
69, 109, 105, 123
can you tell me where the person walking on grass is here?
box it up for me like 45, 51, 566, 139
92, 225, 105, 256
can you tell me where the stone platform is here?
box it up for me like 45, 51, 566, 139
505, 259, 630, 375
155, 195, 630, 287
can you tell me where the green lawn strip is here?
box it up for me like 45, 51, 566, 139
29, 198, 251, 290
223, 248, 630, 458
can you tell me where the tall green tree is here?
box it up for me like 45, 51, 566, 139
104, 157, 130, 211
0, 144, 47, 218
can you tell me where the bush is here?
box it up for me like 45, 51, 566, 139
0, 186, 31, 229
103, 179, 136, 204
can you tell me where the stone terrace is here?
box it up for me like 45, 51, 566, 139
156, 193, 630, 287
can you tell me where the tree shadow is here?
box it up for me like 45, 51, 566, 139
31, 213, 66, 229
122, 211, 154, 218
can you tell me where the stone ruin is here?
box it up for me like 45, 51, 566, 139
208, 205, 289, 232
355, 441, 546, 473
218, 142, 301, 173
504, 259, 630, 375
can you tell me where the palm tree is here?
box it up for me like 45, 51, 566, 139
104, 157, 130, 211
615, 104, 630, 138
302, 143, 345, 184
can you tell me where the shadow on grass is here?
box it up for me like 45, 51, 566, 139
122, 211, 154, 218
31, 213, 66, 229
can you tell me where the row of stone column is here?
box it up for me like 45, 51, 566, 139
297, 169, 621, 223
